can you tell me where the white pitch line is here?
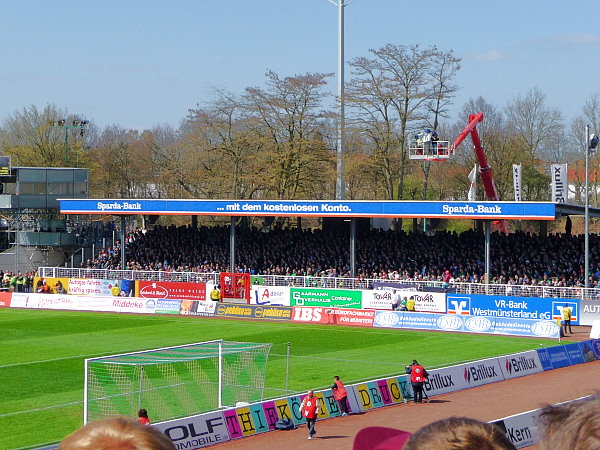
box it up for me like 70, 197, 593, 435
0, 400, 83, 418
0, 351, 116, 369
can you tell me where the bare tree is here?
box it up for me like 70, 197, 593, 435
0, 104, 89, 167
346, 44, 460, 205
243, 70, 335, 200
420, 49, 461, 201
505, 87, 563, 161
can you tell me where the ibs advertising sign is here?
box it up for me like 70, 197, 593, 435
290, 288, 362, 309
291, 306, 374, 327
136, 281, 207, 301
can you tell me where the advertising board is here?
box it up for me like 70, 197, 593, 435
66, 278, 134, 296
9, 293, 157, 314
155, 411, 230, 448
213, 304, 292, 321
290, 288, 361, 309
250, 286, 290, 306
579, 299, 600, 326
179, 300, 217, 317
0, 292, 11, 307
447, 294, 579, 324
291, 306, 374, 327
137, 281, 208, 301
373, 311, 560, 338
497, 350, 544, 380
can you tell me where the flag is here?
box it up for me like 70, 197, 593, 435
551, 163, 568, 203
512, 164, 522, 202
468, 165, 477, 201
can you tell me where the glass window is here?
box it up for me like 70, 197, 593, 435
19, 183, 34, 194
48, 183, 61, 195
33, 183, 47, 195
74, 182, 87, 196
18, 169, 46, 182
47, 170, 73, 183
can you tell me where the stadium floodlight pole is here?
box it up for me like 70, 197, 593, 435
326, 0, 357, 200
585, 125, 590, 290
51, 119, 89, 166
121, 215, 126, 271
585, 126, 599, 290
230, 217, 236, 273
485, 221, 491, 290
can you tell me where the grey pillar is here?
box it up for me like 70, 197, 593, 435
230, 217, 236, 273
484, 221, 491, 285
350, 218, 356, 278
121, 215, 126, 271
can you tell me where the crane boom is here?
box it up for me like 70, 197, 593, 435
451, 112, 499, 201
453, 112, 506, 233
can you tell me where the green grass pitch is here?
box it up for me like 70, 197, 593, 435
0, 308, 563, 449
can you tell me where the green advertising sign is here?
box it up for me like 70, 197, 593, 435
290, 288, 362, 309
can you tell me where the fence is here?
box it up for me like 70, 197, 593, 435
38, 267, 600, 301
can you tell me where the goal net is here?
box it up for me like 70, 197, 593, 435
84, 340, 272, 424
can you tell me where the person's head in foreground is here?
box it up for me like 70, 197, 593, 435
59, 417, 175, 450
403, 416, 516, 450
537, 393, 600, 450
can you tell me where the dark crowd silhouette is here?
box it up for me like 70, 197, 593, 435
81, 225, 600, 288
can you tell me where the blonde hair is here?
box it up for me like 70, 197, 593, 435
403, 416, 516, 450
538, 394, 600, 450
59, 417, 175, 450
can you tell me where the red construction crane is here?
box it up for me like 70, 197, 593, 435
451, 112, 499, 201
450, 112, 506, 232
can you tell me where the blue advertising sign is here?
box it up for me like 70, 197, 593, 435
537, 346, 571, 370
447, 295, 580, 325
373, 311, 560, 338
59, 199, 556, 220
563, 343, 585, 365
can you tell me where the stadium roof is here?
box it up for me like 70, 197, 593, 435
59, 199, 565, 220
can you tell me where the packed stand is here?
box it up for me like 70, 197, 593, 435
79, 225, 600, 288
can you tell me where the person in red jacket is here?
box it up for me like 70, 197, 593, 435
299, 390, 321, 440
332, 376, 350, 416
137, 408, 150, 426
409, 360, 428, 404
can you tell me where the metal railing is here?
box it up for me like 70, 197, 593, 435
38, 267, 600, 300
38, 267, 219, 285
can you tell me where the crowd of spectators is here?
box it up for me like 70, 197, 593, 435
80, 224, 600, 288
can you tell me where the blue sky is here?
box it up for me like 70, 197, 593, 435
1, 1, 599, 131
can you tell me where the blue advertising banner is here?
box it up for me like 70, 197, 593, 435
563, 343, 585, 365
447, 295, 580, 325
59, 199, 556, 219
537, 346, 571, 370
373, 311, 560, 338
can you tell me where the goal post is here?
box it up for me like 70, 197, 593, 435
84, 340, 272, 424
